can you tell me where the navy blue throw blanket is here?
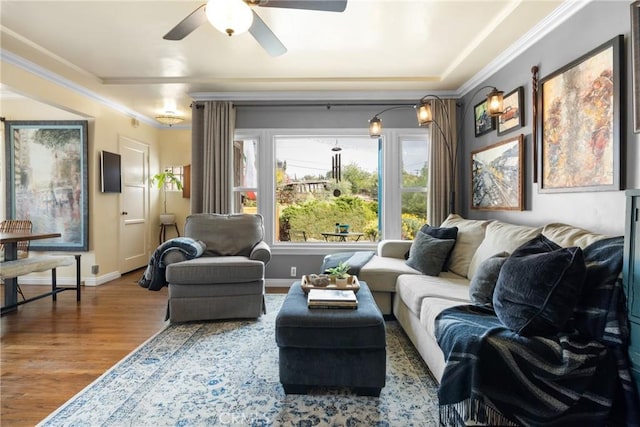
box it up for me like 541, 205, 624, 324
138, 237, 206, 291
435, 236, 640, 426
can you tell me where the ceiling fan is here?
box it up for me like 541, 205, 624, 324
163, 0, 347, 57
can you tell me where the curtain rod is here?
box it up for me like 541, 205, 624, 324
192, 102, 415, 109
235, 102, 415, 109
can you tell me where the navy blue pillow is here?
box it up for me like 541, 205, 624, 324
493, 234, 586, 337
404, 224, 458, 268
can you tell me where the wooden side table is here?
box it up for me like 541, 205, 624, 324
159, 223, 180, 244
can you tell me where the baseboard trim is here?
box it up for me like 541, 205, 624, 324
266, 279, 295, 288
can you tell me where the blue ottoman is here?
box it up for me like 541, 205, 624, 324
275, 281, 386, 396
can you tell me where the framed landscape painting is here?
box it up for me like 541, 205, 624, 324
474, 100, 496, 137
471, 134, 524, 211
538, 35, 623, 193
497, 87, 524, 136
4, 120, 89, 251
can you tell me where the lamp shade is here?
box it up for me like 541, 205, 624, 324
416, 101, 433, 126
155, 113, 184, 126
486, 89, 505, 117
206, 0, 253, 36
368, 117, 382, 138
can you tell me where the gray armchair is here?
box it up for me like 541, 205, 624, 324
165, 213, 271, 323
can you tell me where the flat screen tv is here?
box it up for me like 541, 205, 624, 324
100, 150, 122, 193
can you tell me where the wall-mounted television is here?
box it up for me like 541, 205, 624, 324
100, 150, 122, 193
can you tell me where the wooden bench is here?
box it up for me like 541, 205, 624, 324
0, 254, 81, 315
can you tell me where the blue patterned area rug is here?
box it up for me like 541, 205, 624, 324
38, 295, 439, 426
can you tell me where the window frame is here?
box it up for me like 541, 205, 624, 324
234, 128, 428, 255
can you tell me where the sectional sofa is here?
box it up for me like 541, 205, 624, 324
359, 213, 611, 379
357, 214, 637, 425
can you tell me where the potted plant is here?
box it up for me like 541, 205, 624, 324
326, 261, 351, 288
151, 170, 183, 225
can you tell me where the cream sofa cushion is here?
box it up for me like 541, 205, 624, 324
440, 214, 492, 277
358, 255, 421, 293
467, 221, 542, 279
542, 223, 608, 249
396, 272, 470, 317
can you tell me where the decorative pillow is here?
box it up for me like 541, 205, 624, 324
404, 224, 458, 265
468, 251, 510, 305
492, 235, 586, 336
571, 236, 624, 340
467, 221, 542, 280
405, 231, 456, 276
440, 214, 492, 278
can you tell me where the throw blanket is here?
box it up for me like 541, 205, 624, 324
435, 290, 640, 426
320, 251, 375, 276
138, 237, 206, 291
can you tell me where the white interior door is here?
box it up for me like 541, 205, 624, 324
119, 136, 149, 273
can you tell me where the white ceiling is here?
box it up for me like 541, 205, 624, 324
0, 0, 577, 126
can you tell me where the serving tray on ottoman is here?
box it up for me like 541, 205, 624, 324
275, 280, 386, 396
300, 274, 361, 294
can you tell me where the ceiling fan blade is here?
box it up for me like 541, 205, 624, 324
258, 0, 347, 12
249, 11, 287, 57
163, 4, 208, 40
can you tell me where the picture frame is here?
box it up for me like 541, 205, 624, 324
471, 134, 524, 211
474, 100, 496, 137
497, 86, 524, 136
632, 1, 640, 133
4, 120, 89, 251
538, 35, 623, 193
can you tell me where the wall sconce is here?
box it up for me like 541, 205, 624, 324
155, 112, 185, 127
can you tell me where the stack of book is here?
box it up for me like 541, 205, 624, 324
307, 289, 358, 309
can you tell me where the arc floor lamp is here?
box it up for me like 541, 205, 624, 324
368, 86, 505, 214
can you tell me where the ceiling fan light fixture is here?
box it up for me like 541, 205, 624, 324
155, 112, 184, 127
206, 0, 254, 36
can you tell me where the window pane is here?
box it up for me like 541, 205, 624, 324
275, 136, 379, 243
233, 139, 257, 188
401, 192, 427, 239
401, 137, 428, 239
402, 139, 428, 188
235, 191, 258, 214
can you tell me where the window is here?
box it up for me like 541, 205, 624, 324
163, 166, 184, 191
233, 129, 428, 248
274, 135, 379, 243
400, 137, 429, 239
233, 138, 259, 214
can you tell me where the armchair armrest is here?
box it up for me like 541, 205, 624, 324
250, 240, 271, 264
377, 240, 413, 259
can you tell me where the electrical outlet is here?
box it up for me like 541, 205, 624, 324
91, 265, 99, 275
290, 266, 297, 277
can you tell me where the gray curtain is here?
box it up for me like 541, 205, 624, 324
190, 101, 235, 214
428, 98, 458, 226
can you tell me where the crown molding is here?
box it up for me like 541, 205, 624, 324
0, 48, 159, 128
456, 0, 591, 97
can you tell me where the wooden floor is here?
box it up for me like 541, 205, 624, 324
1, 269, 170, 426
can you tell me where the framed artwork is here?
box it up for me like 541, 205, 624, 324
632, 1, 640, 133
471, 134, 524, 211
497, 86, 524, 136
538, 35, 623, 193
4, 120, 89, 251
474, 100, 496, 137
